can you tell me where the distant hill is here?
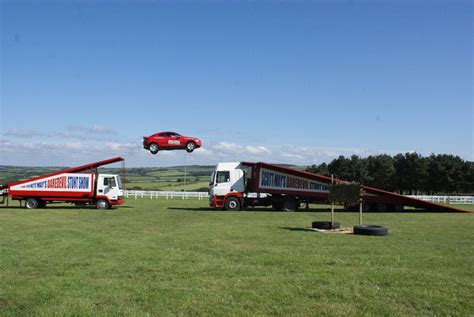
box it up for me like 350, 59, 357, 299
0, 165, 216, 191
0, 164, 309, 191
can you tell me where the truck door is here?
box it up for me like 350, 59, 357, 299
213, 170, 231, 196
98, 176, 119, 200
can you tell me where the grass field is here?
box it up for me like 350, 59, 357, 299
0, 199, 473, 316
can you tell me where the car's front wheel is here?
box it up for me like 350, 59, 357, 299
186, 141, 196, 153
149, 143, 159, 154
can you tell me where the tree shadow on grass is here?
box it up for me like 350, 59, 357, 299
167, 207, 336, 213
167, 207, 287, 213
167, 207, 218, 212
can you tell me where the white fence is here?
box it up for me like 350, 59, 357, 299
124, 190, 209, 200
408, 195, 474, 205
123, 191, 473, 205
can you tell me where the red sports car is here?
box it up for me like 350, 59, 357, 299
143, 132, 202, 154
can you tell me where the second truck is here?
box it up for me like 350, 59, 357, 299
209, 161, 466, 212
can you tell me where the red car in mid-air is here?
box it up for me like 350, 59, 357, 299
143, 132, 202, 154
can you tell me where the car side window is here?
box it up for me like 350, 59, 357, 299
216, 171, 230, 183
159, 133, 169, 137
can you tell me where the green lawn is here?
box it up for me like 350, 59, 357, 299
0, 199, 473, 316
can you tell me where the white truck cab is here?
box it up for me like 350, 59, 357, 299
209, 162, 246, 198
97, 174, 123, 203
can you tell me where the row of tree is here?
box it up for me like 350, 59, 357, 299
306, 153, 474, 195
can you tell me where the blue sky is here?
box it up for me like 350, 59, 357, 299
1, 0, 472, 167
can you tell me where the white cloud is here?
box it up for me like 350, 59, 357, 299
246, 145, 271, 155
4, 124, 118, 141
5, 128, 44, 138
1, 136, 469, 168
213, 142, 242, 154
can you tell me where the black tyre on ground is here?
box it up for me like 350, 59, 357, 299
311, 221, 341, 230
186, 141, 196, 153
38, 201, 46, 208
282, 197, 298, 212
224, 197, 241, 211
96, 199, 110, 210
25, 198, 39, 209
149, 143, 159, 154
353, 225, 388, 236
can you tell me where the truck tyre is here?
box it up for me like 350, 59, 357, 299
224, 197, 241, 211
392, 204, 404, 212
186, 141, 196, 153
272, 202, 282, 211
38, 201, 46, 208
149, 143, 159, 154
25, 198, 39, 209
96, 199, 110, 210
353, 225, 388, 236
312, 221, 340, 230
282, 197, 298, 212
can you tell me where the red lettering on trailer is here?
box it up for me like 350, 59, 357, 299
47, 176, 67, 189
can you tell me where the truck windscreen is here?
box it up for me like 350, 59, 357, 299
216, 171, 230, 183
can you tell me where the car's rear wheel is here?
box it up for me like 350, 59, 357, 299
149, 143, 159, 154
186, 141, 196, 153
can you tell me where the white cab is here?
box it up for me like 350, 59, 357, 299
97, 174, 123, 201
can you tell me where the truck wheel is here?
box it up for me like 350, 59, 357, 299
25, 198, 39, 209
224, 197, 241, 211
186, 141, 196, 153
149, 143, 159, 154
392, 204, 404, 212
38, 201, 46, 208
282, 197, 298, 212
272, 202, 282, 211
96, 199, 110, 210
353, 225, 388, 236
